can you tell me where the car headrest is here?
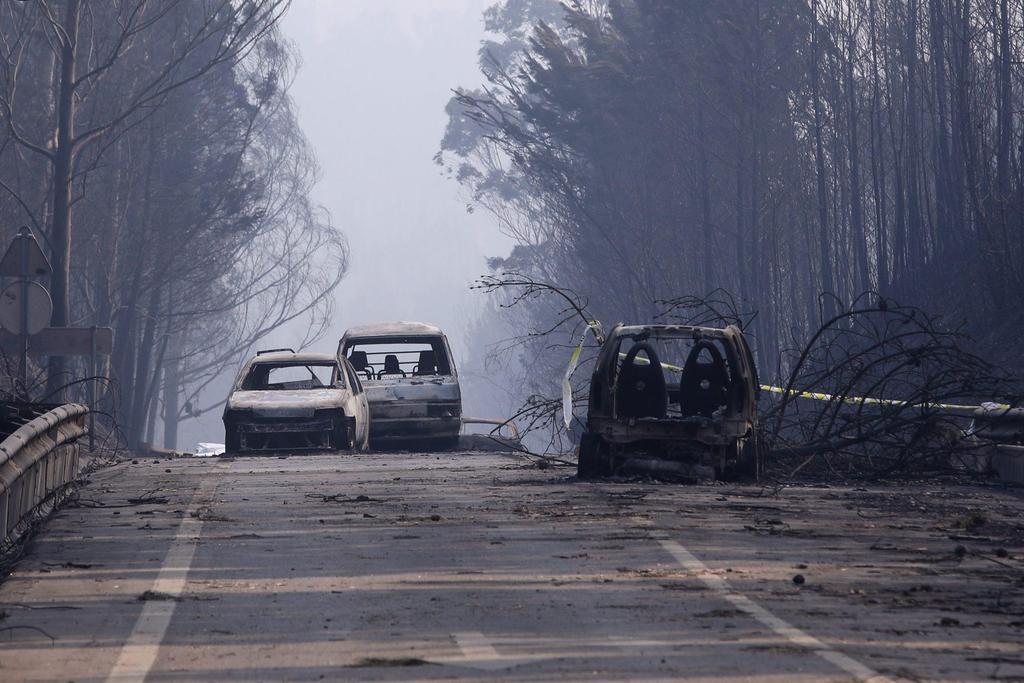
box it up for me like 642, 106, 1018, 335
680, 340, 729, 418
349, 351, 368, 370
416, 350, 436, 375
383, 354, 402, 374
616, 342, 668, 419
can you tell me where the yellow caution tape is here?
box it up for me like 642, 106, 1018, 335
563, 322, 603, 429
757, 384, 1010, 412
616, 352, 1010, 413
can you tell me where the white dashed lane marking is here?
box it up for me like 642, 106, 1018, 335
448, 631, 517, 671
105, 463, 230, 683
658, 538, 894, 683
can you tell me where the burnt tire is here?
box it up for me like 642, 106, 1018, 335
719, 435, 758, 481
737, 433, 760, 479
224, 427, 240, 455
333, 416, 356, 451
577, 432, 612, 479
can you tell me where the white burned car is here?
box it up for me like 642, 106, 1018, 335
338, 322, 462, 449
222, 349, 370, 454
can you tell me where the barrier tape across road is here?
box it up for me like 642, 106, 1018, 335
562, 345, 1012, 418
620, 352, 1011, 413
756, 384, 1011, 413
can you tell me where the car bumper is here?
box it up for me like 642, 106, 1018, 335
367, 400, 461, 442
588, 415, 751, 447
224, 412, 351, 453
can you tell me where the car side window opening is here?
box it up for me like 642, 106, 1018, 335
343, 336, 453, 379
242, 363, 340, 391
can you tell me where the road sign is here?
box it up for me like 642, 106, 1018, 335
0, 281, 52, 335
0, 227, 51, 277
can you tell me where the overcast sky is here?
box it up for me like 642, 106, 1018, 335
279, 0, 511, 354
183, 1, 511, 445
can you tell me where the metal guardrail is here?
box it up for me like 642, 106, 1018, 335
0, 403, 88, 545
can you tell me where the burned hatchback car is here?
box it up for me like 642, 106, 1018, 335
223, 350, 370, 454
578, 324, 759, 481
338, 322, 461, 449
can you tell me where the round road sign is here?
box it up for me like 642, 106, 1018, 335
0, 281, 52, 335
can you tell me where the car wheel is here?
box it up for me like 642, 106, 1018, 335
225, 428, 240, 455
577, 432, 612, 479
738, 433, 760, 479
333, 416, 358, 451
719, 435, 758, 481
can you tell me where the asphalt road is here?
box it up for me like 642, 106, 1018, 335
1, 451, 1022, 682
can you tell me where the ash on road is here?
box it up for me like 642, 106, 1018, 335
1, 451, 1021, 682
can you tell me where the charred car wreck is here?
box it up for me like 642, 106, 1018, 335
223, 350, 370, 454
338, 322, 462, 450
578, 324, 759, 481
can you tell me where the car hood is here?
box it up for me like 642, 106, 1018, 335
227, 389, 345, 414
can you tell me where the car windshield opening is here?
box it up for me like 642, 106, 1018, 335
344, 336, 452, 379
242, 362, 338, 390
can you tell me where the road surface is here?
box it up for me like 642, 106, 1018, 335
1, 451, 1022, 681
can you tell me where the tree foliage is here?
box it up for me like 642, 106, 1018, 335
442, 0, 1024, 383
0, 0, 345, 447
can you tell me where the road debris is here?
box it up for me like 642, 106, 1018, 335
138, 590, 180, 602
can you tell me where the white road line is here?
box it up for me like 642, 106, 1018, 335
105, 463, 229, 683
658, 538, 894, 683
451, 631, 508, 671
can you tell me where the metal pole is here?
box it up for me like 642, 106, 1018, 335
89, 325, 96, 452
18, 227, 30, 396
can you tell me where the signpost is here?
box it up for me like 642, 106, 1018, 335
0, 227, 113, 450
0, 227, 53, 388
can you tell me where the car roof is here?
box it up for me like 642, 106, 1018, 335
250, 351, 338, 364
613, 324, 735, 338
342, 321, 445, 339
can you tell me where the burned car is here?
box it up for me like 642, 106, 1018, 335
578, 324, 759, 480
338, 322, 461, 449
223, 349, 370, 454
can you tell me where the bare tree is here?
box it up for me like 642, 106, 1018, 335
0, 0, 291, 396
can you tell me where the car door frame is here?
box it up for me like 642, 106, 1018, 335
339, 357, 370, 449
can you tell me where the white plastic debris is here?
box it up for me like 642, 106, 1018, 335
195, 442, 226, 458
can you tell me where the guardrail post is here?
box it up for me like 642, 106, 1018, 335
89, 326, 96, 452
0, 489, 8, 542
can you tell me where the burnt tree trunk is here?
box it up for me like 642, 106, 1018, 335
162, 335, 181, 450
45, 0, 82, 400
810, 0, 834, 311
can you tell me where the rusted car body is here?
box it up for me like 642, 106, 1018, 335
338, 322, 462, 449
578, 324, 759, 480
223, 350, 370, 454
